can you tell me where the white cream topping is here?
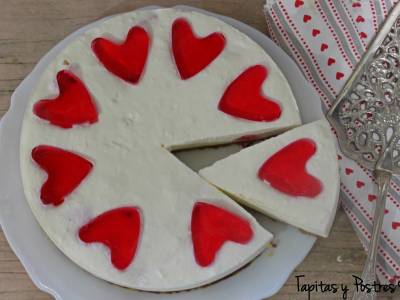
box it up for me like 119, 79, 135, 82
200, 120, 340, 238
19, 8, 301, 291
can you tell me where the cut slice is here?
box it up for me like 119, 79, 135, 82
200, 120, 339, 237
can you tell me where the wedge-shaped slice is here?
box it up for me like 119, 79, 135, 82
200, 119, 339, 237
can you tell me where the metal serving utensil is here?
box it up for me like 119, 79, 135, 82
327, 3, 400, 300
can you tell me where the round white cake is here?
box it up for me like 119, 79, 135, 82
20, 8, 301, 291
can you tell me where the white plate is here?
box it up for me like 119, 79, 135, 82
0, 5, 322, 300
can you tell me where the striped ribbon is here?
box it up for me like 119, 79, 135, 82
264, 0, 400, 283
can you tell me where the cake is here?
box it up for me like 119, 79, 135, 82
200, 120, 340, 237
20, 8, 301, 292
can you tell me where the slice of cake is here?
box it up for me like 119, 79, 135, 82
200, 120, 339, 237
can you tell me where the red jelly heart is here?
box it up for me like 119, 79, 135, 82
172, 18, 226, 80
258, 138, 323, 198
33, 70, 98, 129
79, 207, 141, 270
32, 145, 93, 206
191, 202, 253, 267
92, 26, 149, 84
218, 65, 281, 122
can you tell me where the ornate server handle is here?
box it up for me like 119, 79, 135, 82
352, 170, 391, 300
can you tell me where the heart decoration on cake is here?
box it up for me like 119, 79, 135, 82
32, 145, 93, 206
79, 207, 142, 270
258, 138, 323, 197
92, 26, 149, 84
172, 18, 226, 80
191, 202, 253, 267
218, 65, 281, 122
33, 70, 98, 129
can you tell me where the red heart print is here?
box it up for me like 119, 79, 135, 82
312, 29, 321, 37
385, 209, 389, 214
191, 202, 253, 267
218, 65, 281, 122
92, 26, 149, 84
392, 222, 400, 230
352, 2, 361, 8
32, 145, 93, 206
360, 32, 367, 39
303, 15, 312, 23
336, 72, 345, 80
389, 275, 400, 284
327, 57, 336, 66
33, 70, 98, 129
320, 43, 329, 51
172, 18, 225, 80
356, 181, 365, 188
295, 0, 304, 8
258, 138, 323, 197
345, 168, 353, 175
356, 16, 365, 23
79, 207, 141, 270
368, 194, 377, 202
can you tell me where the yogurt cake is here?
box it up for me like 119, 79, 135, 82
20, 8, 302, 292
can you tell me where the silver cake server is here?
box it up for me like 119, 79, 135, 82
327, 3, 400, 300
